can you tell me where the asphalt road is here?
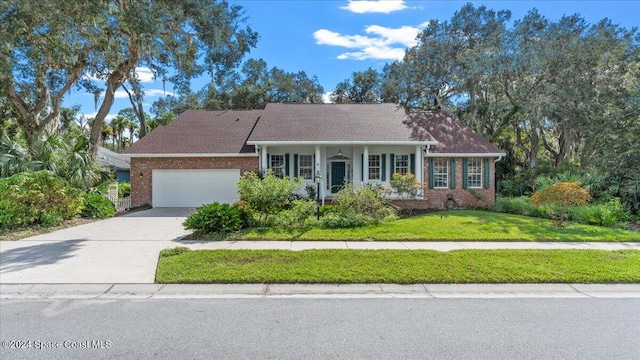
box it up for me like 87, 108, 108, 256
1, 298, 639, 360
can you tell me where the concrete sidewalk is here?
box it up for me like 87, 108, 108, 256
2, 283, 639, 299
2, 240, 638, 284
183, 241, 640, 251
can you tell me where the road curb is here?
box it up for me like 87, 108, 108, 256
2, 283, 639, 299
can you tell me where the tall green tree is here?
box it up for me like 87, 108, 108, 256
331, 68, 381, 104
2, 0, 258, 156
0, 1, 100, 154
150, 57, 324, 116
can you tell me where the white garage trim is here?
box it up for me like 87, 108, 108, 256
152, 169, 241, 207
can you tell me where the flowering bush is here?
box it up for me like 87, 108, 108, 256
531, 181, 591, 207
389, 173, 423, 199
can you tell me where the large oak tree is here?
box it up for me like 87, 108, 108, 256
1, 0, 258, 155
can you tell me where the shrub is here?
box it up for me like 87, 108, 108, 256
305, 184, 317, 200
269, 200, 318, 228
81, 193, 116, 218
319, 213, 376, 228
333, 183, 396, 222
118, 182, 131, 197
493, 196, 629, 228
531, 181, 591, 226
320, 204, 338, 216
568, 198, 630, 228
531, 181, 591, 207
0, 170, 83, 229
183, 202, 245, 235
493, 197, 540, 216
237, 169, 303, 224
232, 200, 253, 226
389, 173, 422, 199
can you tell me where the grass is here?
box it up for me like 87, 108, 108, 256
235, 210, 640, 242
156, 249, 640, 284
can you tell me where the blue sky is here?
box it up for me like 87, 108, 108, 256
67, 0, 640, 122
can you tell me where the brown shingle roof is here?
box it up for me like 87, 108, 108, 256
405, 112, 503, 154
125, 110, 262, 155
248, 103, 437, 143
125, 104, 503, 156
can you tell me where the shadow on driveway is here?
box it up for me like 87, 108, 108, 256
120, 208, 196, 218
0, 239, 85, 273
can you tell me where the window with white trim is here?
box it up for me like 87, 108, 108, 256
467, 159, 482, 188
395, 155, 409, 175
368, 155, 381, 180
270, 154, 285, 178
433, 159, 449, 189
299, 155, 313, 180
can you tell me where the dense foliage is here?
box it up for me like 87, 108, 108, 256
531, 182, 591, 207
236, 169, 303, 224
80, 193, 116, 219
269, 200, 318, 228
2, 0, 258, 153
493, 197, 630, 228
330, 4, 640, 214
389, 173, 423, 199
1, 130, 102, 189
183, 203, 246, 235
0, 171, 83, 229
326, 184, 397, 227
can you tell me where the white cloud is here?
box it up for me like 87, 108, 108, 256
341, 0, 408, 14
144, 89, 172, 97
314, 22, 429, 61
111, 88, 173, 99
134, 67, 155, 83
80, 112, 117, 121
322, 92, 333, 103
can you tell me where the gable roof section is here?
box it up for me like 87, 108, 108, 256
125, 110, 262, 155
125, 104, 504, 157
247, 103, 437, 144
406, 112, 503, 154
97, 146, 130, 170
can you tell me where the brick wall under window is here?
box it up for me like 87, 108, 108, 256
403, 157, 496, 209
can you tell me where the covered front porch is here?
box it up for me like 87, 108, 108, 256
254, 143, 429, 203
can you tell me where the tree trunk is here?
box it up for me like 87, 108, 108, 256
122, 83, 147, 138
89, 35, 139, 156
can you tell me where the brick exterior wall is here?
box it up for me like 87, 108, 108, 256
393, 157, 496, 210
130, 157, 259, 207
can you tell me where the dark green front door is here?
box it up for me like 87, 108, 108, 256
331, 162, 346, 193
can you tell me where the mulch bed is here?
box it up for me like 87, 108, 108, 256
0, 217, 103, 241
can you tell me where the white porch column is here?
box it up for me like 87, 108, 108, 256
261, 145, 268, 172
315, 146, 323, 204
415, 146, 423, 183
315, 146, 321, 174
363, 146, 369, 184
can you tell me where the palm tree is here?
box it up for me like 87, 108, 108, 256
127, 119, 138, 147
110, 116, 127, 151
101, 123, 113, 147
0, 131, 30, 177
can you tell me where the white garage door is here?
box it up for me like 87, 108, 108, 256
152, 169, 241, 207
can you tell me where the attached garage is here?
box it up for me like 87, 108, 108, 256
152, 169, 241, 207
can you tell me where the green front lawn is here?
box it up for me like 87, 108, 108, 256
156, 249, 640, 284
237, 210, 640, 242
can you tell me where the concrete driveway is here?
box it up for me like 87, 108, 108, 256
0, 208, 194, 284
